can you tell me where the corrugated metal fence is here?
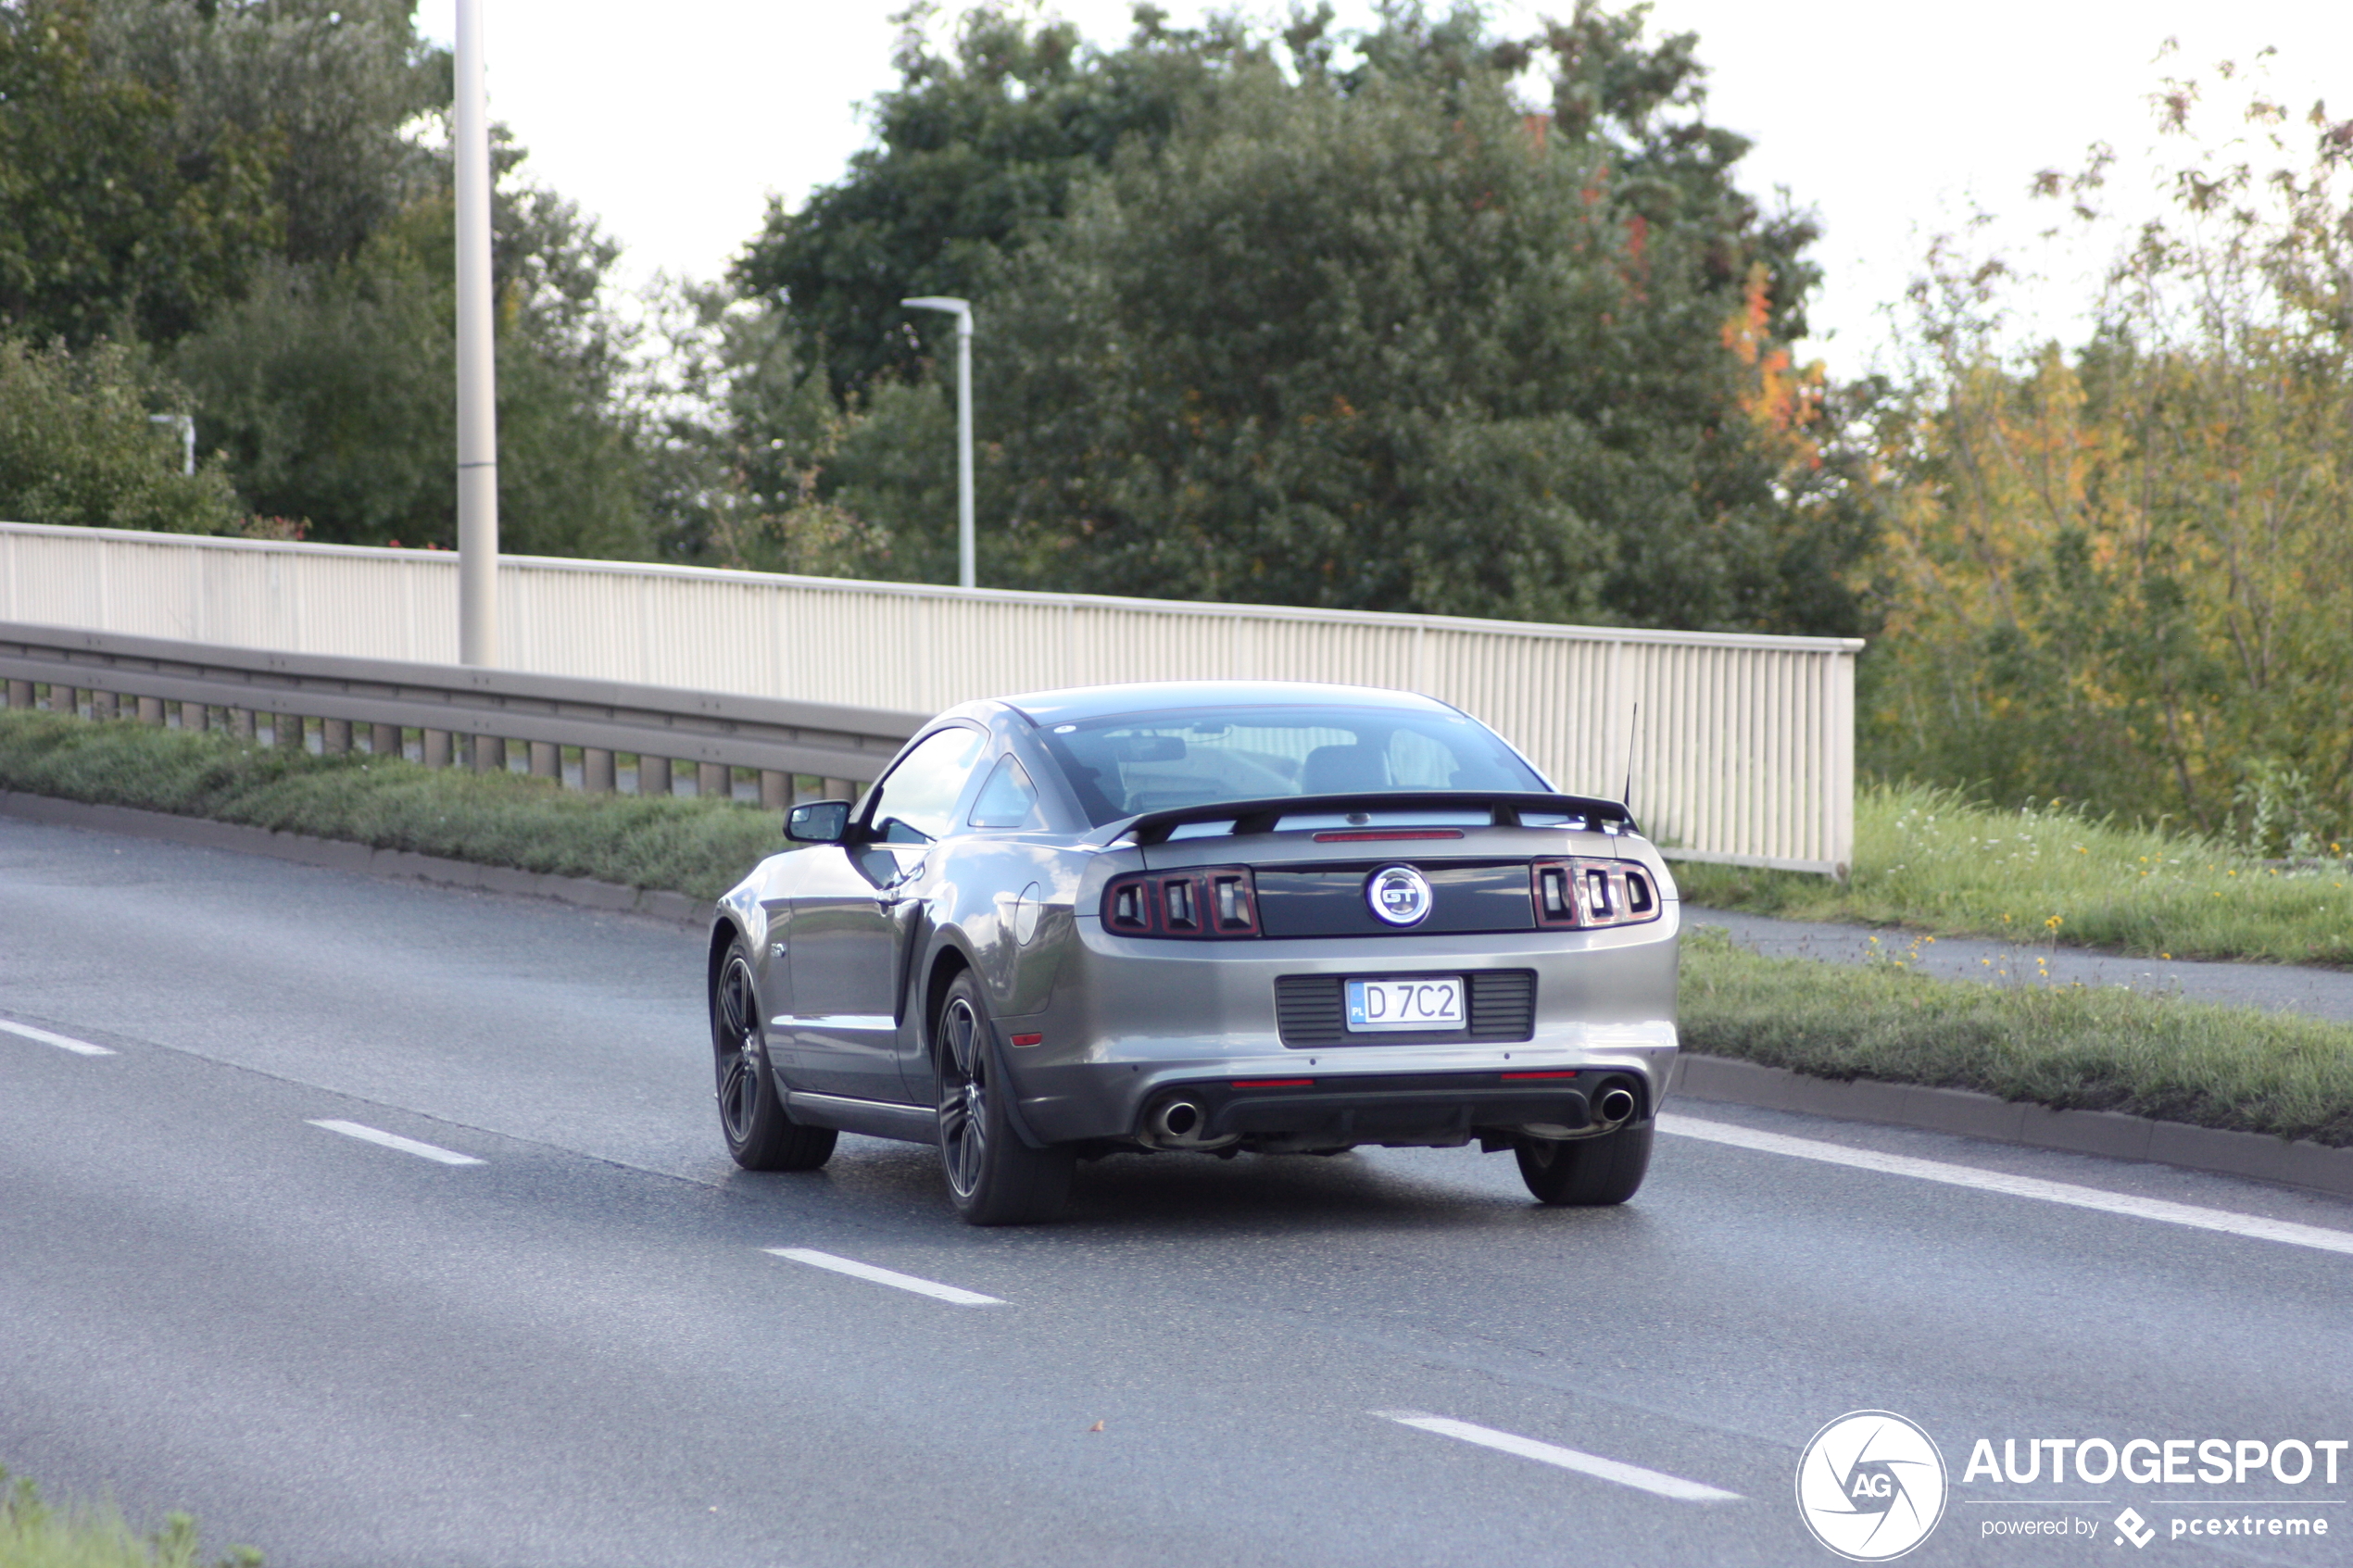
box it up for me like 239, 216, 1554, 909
0, 521, 1860, 872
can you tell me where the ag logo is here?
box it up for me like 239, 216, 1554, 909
1366, 865, 1433, 926
1795, 1411, 1947, 1561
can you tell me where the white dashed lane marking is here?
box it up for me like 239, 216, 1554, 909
308, 1119, 485, 1165
764, 1248, 1004, 1306
2, 1018, 116, 1056
1376, 1411, 1743, 1502
1662, 1114, 2353, 1257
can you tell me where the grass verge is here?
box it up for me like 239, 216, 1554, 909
1680, 925, 2353, 1146
1, 1467, 258, 1568
0, 709, 777, 902
1676, 781, 2353, 968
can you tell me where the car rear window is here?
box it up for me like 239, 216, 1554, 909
1035, 705, 1545, 825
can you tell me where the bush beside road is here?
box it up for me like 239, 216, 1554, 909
0, 710, 775, 903
0, 1466, 257, 1568
1677, 783, 2353, 970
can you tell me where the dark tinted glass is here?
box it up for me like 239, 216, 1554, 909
1035, 705, 1543, 825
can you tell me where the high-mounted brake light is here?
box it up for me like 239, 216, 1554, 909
1312, 829, 1466, 843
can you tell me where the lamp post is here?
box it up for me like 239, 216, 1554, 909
900, 295, 974, 590
454, 0, 498, 665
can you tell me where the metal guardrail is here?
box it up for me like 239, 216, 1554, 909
0, 621, 925, 805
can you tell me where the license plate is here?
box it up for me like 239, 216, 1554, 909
1344, 976, 1465, 1032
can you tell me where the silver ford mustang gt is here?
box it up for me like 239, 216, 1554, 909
707, 681, 1679, 1224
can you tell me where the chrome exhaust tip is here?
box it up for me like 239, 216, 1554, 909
1593, 1085, 1638, 1127
1153, 1099, 1206, 1142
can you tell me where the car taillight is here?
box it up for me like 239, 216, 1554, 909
1102, 866, 1259, 937
1530, 858, 1660, 928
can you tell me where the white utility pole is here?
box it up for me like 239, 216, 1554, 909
901, 296, 975, 589
454, 0, 498, 664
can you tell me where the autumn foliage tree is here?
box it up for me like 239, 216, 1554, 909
1868, 60, 2353, 846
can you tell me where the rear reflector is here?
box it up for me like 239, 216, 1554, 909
1500, 1070, 1580, 1080
1312, 829, 1466, 842
1009, 1033, 1043, 1047
1230, 1078, 1315, 1088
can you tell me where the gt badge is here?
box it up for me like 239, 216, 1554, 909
1367, 865, 1433, 926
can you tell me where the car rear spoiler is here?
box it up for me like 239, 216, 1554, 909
1113, 791, 1639, 847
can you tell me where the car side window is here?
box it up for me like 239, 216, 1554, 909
966, 755, 1044, 830
867, 727, 988, 844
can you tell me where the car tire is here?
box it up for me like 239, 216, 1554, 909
1514, 1123, 1652, 1206
712, 939, 837, 1172
935, 972, 1074, 1225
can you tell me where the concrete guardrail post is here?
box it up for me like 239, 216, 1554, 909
583, 748, 615, 793
371, 723, 399, 758
698, 762, 728, 800
529, 741, 559, 780
137, 696, 165, 724
6, 679, 31, 709
640, 756, 671, 796
322, 718, 352, 755
89, 690, 116, 721
230, 708, 256, 740
182, 702, 208, 732
277, 714, 306, 750
422, 730, 451, 767
472, 735, 505, 773
823, 777, 855, 801
760, 770, 787, 811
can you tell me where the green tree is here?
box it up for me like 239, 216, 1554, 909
0, 335, 241, 532
0, 0, 283, 345
760, 4, 1864, 629
176, 185, 648, 556
733, 3, 1231, 400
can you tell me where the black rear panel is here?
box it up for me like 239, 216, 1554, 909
1253, 861, 1534, 937
1275, 970, 1536, 1047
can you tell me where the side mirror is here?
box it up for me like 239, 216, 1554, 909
785, 799, 854, 844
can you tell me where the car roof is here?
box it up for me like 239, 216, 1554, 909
999, 680, 1466, 726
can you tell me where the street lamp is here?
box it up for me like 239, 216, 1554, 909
901, 295, 975, 590
454, 0, 498, 665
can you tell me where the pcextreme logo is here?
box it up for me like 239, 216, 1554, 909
1796, 1411, 1950, 1562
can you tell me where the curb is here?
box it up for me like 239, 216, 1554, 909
0, 791, 709, 929
1669, 1053, 2353, 1201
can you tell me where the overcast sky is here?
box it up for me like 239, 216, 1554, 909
413, 1, 2350, 379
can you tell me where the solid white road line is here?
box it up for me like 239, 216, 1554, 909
1375, 1411, 1743, 1503
1661, 1113, 2353, 1258
763, 1248, 1004, 1306
308, 1119, 484, 1166
1, 1018, 115, 1056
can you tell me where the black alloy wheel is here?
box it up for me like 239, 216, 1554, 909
1514, 1123, 1653, 1206
935, 972, 1073, 1225
712, 940, 836, 1172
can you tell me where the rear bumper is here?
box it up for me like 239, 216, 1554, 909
1142, 1067, 1654, 1149
998, 907, 1680, 1145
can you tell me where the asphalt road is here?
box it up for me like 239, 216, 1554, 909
6, 815, 2352, 1568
